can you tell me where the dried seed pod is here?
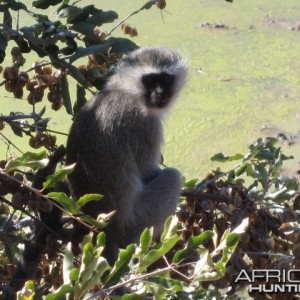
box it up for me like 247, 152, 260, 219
51, 95, 63, 111
11, 46, 21, 57
156, 0, 166, 9
39, 74, 55, 86
78, 65, 88, 73
45, 134, 57, 148
266, 237, 275, 250
18, 72, 29, 87
99, 31, 107, 41
239, 232, 250, 243
5, 81, 13, 92
5, 264, 17, 277
13, 87, 23, 99
29, 136, 38, 149
27, 88, 44, 104
94, 28, 101, 35
26, 79, 39, 91
32, 61, 43, 75
130, 27, 138, 37
121, 23, 131, 35
41, 66, 52, 75
3, 67, 18, 80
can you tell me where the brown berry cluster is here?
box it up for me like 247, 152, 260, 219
29, 132, 57, 149
121, 23, 138, 37
78, 51, 123, 88
11, 46, 26, 67
27, 63, 63, 110
3, 66, 29, 99
94, 28, 107, 41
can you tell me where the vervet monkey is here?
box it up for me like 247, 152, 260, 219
66, 46, 187, 264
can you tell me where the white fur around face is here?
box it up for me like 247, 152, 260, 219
106, 46, 187, 117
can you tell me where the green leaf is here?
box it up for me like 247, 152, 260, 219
248, 137, 278, 159
0, 32, 8, 54
59, 74, 73, 115
70, 21, 95, 37
226, 233, 240, 248
44, 284, 73, 300
67, 8, 89, 23
193, 251, 224, 281
235, 163, 249, 176
33, 0, 63, 9
140, 0, 157, 10
69, 44, 111, 63
173, 231, 214, 263
9, 0, 27, 11
17, 280, 35, 300
43, 164, 75, 189
79, 214, 108, 228
4, 9, 12, 30
76, 258, 109, 299
139, 227, 153, 255
107, 37, 138, 53
76, 194, 103, 210
0, 49, 5, 64
105, 244, 136, 285
57, 5, 81, 18
245, 165, 261, 179
122, 294, 148, 300
211, 218, 248, 258
47, 192, 79, 214
138, 235, 180, 272
160, 215, 178, 242
5, 150, 48, 172
183, 178, 198, 189
95, 231, 106, 248
63, 243, 74, 284
145, 276, 191, 293
210, 152, 243, 163
256, 164, 269, 190
86, 10, 118, 25
69, 268, 79, 282
10, 122, 23, 137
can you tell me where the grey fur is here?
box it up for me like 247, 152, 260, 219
66, 46, 187, 264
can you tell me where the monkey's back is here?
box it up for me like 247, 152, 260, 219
66, 90, 163, 219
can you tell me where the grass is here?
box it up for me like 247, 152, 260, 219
1, 0, 300, 180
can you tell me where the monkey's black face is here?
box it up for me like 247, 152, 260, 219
142, 72, 175, 109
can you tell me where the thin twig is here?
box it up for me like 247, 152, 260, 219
84, 261, 195, 300
162, 255, 192, 281
0, 196, 63, 240
106, 0, 157, 37
0, 169, 97, 232
0, 132, 23, 154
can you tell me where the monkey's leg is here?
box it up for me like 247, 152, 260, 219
135, 167, 182, 238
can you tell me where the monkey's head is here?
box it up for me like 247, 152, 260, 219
107, 46, 187, 115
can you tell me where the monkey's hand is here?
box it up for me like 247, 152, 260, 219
143, 168, 161, 184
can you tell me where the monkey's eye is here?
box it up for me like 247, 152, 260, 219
142, 74, 157, 88
160, 73, 175, 86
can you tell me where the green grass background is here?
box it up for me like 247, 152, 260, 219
1, 0, 300, 180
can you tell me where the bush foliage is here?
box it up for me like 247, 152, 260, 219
0, 1, 299, 300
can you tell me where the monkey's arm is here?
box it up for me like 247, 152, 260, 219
134, 167, 182, 238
